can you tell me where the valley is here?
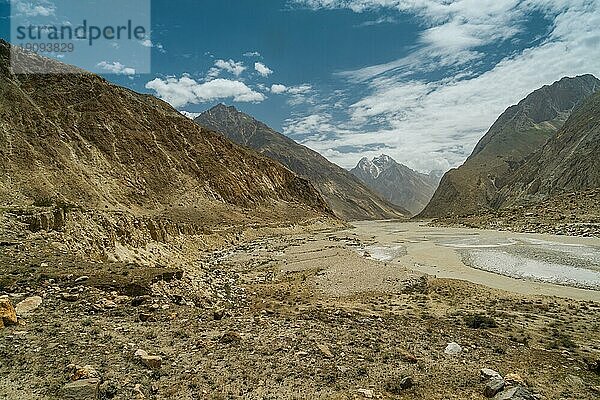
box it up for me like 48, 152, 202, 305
1, 220, 599, 399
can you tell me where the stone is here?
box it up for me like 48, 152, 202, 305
219, 331, 242, 344
316, 344, 334, 358
493, 386, 535, 400
74, 275, 89, 283
481, 368, 503, 380
484, 378, 505, 397
134, 349, 162, 369
357, 388, 374, 398
504, 373, 525, 386
385, 376, 414, 394
399, 349, 418, 363
60, 378, 100, 399
444, 342, 462, 355
140, 356, 162, 370
134, 349, 149, 358
15, 296, 43, 316
61, 293, 79, 302
68, 364, 100, 381
0, 297, 18, 328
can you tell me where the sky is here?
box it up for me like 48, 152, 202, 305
1, 0, 599, 173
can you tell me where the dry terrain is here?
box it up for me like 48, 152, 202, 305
1, 217, 599, 399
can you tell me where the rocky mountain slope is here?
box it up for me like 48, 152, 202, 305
496, 90, 600, 208
420, 75, 600, 218
195, 105, 408, 221
0, 40, 332, 230
350, 155, 441, 216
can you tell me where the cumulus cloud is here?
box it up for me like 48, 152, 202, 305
97, 61, 136, 75
255, 62, 274, 77
145, 75, 266, 108
243, 51, 261, 57
210, 59, 246, 77
270, 84, 288, 94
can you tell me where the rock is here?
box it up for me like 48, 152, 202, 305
385, 376, 413, 394
68, 364, 100, 381
219, 331, 242, 344
399, 349, 418, 363
60, 378, 100, 399
74, 275, 89, 283
316, 343, 334, 358
0, 297, 18, 328
444, 342, 462, 355
140, 356, 162, 370
134, 349, 162, 369
15, 296, 43, 316
484, 378, 505, 397
61, 293, 79, 302
357, 388, 374, 398
493, 386, 535, 400
504, 373, 525, 386
134, 349, 148, 358
481, 368, 503, 380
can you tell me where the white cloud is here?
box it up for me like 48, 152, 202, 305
145, 75, 266, 108
213, 59, 246, 77
12, 0, 55, 17
97, 61, 136, 75
140, 39, 166, 53
270, 84, 288, 94
255, 62, 274, 77
243, 51, 261, 57
287, 0, 600, 172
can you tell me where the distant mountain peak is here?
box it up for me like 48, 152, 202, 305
351, 155, 441, 215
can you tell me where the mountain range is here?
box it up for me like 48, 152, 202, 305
350, 155, 441, 215
421, 74, 600, 218
194, 104, 408, 220
0, 40, 331, 229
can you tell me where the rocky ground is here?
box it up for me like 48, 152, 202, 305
1, 215, 600, 399
428, 190, 600, 237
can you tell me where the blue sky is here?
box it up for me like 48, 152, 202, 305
2, 0, 599, 172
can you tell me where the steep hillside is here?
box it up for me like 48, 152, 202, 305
0, 40, 331, 226
195, 105, 408, 220
420, 75, 600, 218
497, 90, 600, 207
350, 155, 440, 215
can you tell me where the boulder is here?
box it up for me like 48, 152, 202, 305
484, 378, 505, 398
0, 297, 18, 328
60, 378, 100, 399
444, 342, 462, 355
481, 368, 502, 381
15, 296, 43, 316
494, 386, 535, 400
134, 349, 162, 370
